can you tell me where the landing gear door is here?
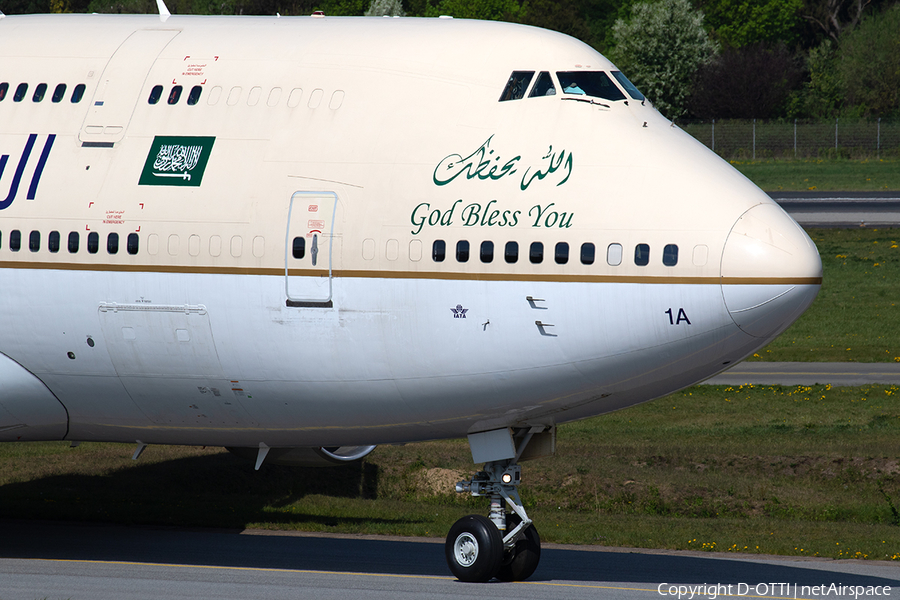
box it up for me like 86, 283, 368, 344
285, 191, 337, 307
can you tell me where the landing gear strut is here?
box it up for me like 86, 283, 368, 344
444, 426, 552, 582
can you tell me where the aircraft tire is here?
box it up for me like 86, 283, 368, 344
445, 514, 503, 582
496, 514, 541, 582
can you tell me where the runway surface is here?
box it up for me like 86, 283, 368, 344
768, 192, 900, 227
0, 520, 896, 600
703, 362, 900, 386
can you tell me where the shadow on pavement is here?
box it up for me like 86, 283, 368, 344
1, 520, 896, 587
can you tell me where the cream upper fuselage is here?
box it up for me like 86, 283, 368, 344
0, 14, 821, 448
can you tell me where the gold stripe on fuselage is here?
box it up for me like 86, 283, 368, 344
0, 261, 822, 286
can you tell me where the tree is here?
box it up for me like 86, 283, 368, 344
519, 0, 632, 54
365, 0, 404, 15
423, 0, 520, 20
836, 3, 900, 116
698, 0, 804, 47
797, 40, 843, 117
519, 0, 592, 46
687, 43, 804, 118
611, 0, 718, 118
801, 0, 878, 41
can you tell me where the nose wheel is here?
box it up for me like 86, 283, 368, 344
445, 514, 504, 582
497, 512, 541, 582
445, 455, 542, 582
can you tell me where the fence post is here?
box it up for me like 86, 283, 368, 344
712, 119, 715, 153
835, 117, 838, 151
793, 119, 797, 158
752, 118, 756, 160
877, 117, 881, 159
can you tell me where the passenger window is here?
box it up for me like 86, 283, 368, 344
52, 84, 67, 103
607, 243, 623, 266
409, 239, 422, 262
499, 71, 534, 102
692, 244, 709, 267
529, 71, 556, 97
168, 86, 183, 105
557, 71, 626, 101
87, 232, 99, 254
71, 84, 86, 103
10, 230, 21, 251
529, 242, 543, 264
0, 82, 7, 101
68, 232, 79, 253
247, 86, 262, 106
480, 241, 494, 263
107, 233, 119, 254
32, 83, 47, 103
14, 83, 28, 102
187, 85, 203, 106
456, 240, 470, 262
190, 234, 202, 257
432, 240, 446, 262
127, 233, 139, 255
29, 230, 40, 252
49, 231, 60, 253
634, 243, 650, 266
148, 85, 163, 105
611, 71, 645, 101
292, 236, 305, 259
663, 244, 678, 266
505, 241, 518, 263
581, 242, 595, 265
555, 242, 569, 264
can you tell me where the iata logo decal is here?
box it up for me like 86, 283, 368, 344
139, 136, 215, 187
0, 133, 56, 210
451, 304, 468, 319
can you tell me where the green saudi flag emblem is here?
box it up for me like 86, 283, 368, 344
139, 136, 215, 187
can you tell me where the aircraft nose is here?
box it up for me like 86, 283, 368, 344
721, 203, 823, 338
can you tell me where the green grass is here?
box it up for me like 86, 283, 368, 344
732, 158, 900, 192
2, 384, 898, 561
754, 228, 900, 362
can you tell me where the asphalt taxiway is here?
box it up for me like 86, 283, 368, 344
0, 520, 897, 600
704, 362, 900, 386
770, 192, 900, 227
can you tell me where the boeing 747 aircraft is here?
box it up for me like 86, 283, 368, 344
0, 11, 821, 581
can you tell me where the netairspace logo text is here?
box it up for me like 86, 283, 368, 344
658, 583, 893, 600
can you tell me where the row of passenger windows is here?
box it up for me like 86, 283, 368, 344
287, 237, 682, 267
0, 82, 87, 104
3, 229, 272, 258
148, 84, 343, 110
8, 228, 682, 268
430, 241, 678, 267
3, 80, 339, 111
1, 230, 138, 255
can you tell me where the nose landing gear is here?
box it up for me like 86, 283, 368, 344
444, 426, 552, 582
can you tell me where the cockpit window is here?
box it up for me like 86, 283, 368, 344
611, 71, 645, 101
529, 71, 556, 97
499, 71, 534, 102
557, 71, 626, 101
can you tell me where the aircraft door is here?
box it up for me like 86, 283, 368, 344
285, 191, 338, 307
80, 30, 180, 145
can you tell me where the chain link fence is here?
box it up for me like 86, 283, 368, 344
678, 119, 900, 160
